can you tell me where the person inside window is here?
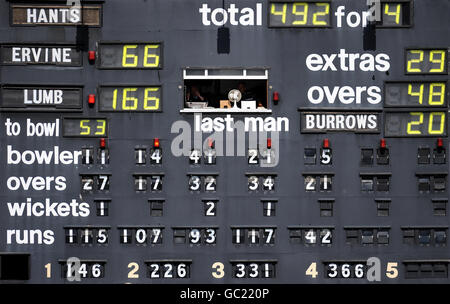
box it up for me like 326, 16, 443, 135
238, 82, 256, 101
186, 85, 207, 103
237, 82, 262, 109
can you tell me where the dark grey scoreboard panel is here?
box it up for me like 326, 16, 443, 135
0, 0, 448, 284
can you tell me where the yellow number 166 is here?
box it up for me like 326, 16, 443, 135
112, 88, 160, 111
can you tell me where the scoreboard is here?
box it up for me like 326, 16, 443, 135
0, 0, 448, 285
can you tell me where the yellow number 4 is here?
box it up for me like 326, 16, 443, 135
384, 4, 401, 24
271, 3, 287, 24
408, 84, 424, 104
306, 262, 318, 278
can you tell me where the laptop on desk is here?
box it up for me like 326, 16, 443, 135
241, 100, 256, 110
186, 102, 208, 109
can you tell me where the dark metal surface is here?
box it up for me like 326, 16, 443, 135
0, 0, 449, 283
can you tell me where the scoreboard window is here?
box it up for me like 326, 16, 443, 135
182, 68, 270, 113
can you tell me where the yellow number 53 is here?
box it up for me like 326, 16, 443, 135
80, 119, 106, 136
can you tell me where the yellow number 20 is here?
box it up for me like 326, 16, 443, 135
407, 112, 445, 135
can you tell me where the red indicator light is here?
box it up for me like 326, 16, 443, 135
88, 51, 96, 62
154, 138, 160, 148
437, 138, 443, 148
267, 138, 272, 149
273, 91, 279, 104
100, 138, 106, 148
208, 138, 214, 148
380, 138, 386, 149
88, 94, 96, 105
323, 138, 329, 148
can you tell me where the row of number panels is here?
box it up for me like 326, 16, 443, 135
79, 172, 448, 194
2, 44, 447, 74
77, 145, 447, 166
45, 259, 450, 281
60, 226, 450, 247
81, 196, 449, 218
